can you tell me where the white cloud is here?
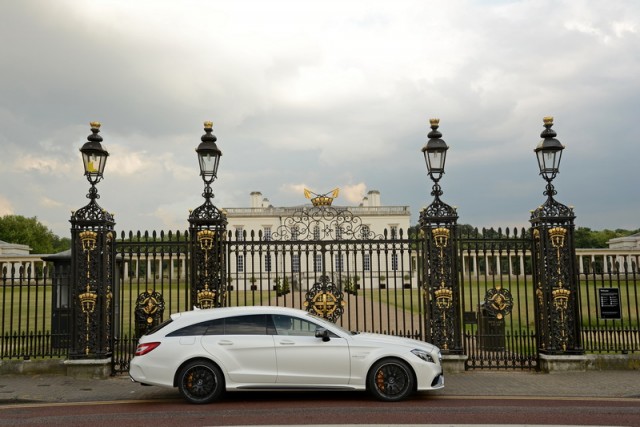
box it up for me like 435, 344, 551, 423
0, 195, 15, 216
341, 183, 368, 204
1, 0, 640, 236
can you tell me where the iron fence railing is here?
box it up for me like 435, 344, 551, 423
0, 265, 70, 360
579, 255, 640, 353
1, 228, 639, 367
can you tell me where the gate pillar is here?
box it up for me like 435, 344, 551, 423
69, 122, 115, 359
419, 119, 463, 354
188, 122, 227, 308
530, 117, 583, 355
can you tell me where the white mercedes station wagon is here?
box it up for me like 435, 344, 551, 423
129, 306, 444, 403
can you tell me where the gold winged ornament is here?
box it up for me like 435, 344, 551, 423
304, 188, 339, 207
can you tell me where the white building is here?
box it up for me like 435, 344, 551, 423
0, 240, 44, 278
224, 190, 411, 241
222, 190, 414, 289
607, 232, 640, 250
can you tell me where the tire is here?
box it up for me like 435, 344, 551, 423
367, 358, 414, 402
177, 360, 224, 404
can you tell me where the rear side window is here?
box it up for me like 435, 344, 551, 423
146, 319, 173, 335
167, 319, 223, 337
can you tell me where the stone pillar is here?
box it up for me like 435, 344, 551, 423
69, 210, 115, 359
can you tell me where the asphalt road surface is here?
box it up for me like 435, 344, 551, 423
1, 391, 638, 427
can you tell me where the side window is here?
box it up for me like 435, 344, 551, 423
224, 314, 268, 335
271, 314, 320, 337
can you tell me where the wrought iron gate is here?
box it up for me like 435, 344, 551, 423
111, 212, 539, 373
225, 206, 425, 339
458, 227, 538, 370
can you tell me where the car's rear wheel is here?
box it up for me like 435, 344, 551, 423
367, 358, 414, 402
178, 360, 224, 404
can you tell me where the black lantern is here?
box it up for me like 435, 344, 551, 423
196, 121, 222, 186
422, 118, 449, 182
534, 116, 564, 183
80, 122, 109, 187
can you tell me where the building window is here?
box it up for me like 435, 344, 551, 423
336, 227, 343, 239
390, 225, 398, 239
237, 254, 244, 273
265, 254, 272, 272
314, 254, 323, 272
364, 253, 371, 271
391, 253, 398, 271
263, 227, 271, 241
335, 254, 344, 272
235, 226, 244, 241
292, 254, 300, 273
313, 226, 321, 240
291, 226, 299, 240
361, 225, 370, 239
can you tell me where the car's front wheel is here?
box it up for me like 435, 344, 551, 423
367, 358, 414, 402
178, 360, 224, 404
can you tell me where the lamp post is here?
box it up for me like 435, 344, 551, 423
419, 119, 462, 354
189, 121, 228, 309
534, 116, 565, 201
421, 118, 449, 196
80, 122, 109, 200
530, 117, 582, 356
70, 122, 115, 360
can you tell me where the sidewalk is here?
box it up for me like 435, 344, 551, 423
0, 370, 639, 405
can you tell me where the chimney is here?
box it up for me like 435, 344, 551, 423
367, 190, 381, 207
250, 191, 262, 208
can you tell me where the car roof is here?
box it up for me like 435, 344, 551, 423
170, 305, 309, 322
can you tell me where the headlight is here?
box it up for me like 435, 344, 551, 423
411, 349, 435, 363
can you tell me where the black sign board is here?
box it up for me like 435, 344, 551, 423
598, 288, 622, 320
463, 311, 477, 324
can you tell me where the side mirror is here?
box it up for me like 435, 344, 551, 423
315, 328, 331, 342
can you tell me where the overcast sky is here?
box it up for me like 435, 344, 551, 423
1, 0, 638, 237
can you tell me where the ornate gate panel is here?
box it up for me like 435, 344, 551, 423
226, 204, 424, 339
458, 227, 538, 370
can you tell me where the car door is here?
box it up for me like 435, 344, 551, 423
271, 314, 350, 385
201, 314, 277, 384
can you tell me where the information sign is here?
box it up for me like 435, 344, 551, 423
598, 288, 621, 320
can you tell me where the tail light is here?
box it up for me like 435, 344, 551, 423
135, 342, 161, 356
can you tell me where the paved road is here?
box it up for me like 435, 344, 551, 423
1, 370, 639, 404
1, 393, 639, 426
1, 370, 639, 426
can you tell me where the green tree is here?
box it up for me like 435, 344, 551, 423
0, 215, 70, 254
574, 227, 640, 248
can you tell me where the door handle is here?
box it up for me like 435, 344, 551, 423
218, 340, 233, 346
279, 340, 295, 345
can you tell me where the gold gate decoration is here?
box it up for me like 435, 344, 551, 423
196, 229, 223, 308
549, 226, 571, 351
483, 283, 514, 320
135, 289, 166, 338
431, 227, 455, 350
303, 275, 346, 323
78, 230, 98, 355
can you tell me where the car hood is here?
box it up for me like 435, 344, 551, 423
350, 332, 438, 352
